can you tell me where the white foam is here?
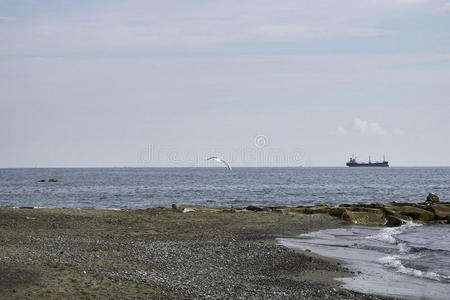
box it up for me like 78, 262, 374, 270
366, 221, 422, 245
378, 254, 444, 282
397, 242, 411, 253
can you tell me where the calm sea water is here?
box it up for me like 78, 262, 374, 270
0, 167, 449, 208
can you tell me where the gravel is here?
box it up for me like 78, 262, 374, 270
0, 207, 395, 299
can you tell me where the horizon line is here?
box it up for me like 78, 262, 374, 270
1, 165, 450, 169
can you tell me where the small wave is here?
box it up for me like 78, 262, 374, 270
366, 221, 422, 245
397, 242, 411, 253
378, 255, 449, 282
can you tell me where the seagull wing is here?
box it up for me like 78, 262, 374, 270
207, 157, 232, 171
218, 158, 232, 171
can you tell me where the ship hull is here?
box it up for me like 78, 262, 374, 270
346, 162, 389, 167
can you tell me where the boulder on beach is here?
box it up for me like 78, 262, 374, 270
328, 207, 346, 217
304, 205, 331, 214
383, 205, 435, 222
288, 207, 307, 214
431, 204, 450, 220
385, 215, 406, 227
426, 193, 440, 204
272, 208, 289, 215
342, 209, 386, 225
246, 205, 271, 212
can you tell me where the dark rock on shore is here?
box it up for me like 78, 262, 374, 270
385, 215, 406, 227
305, 205, 331, 214
342, 208, 385, 225
243, 194, 448, 226
431, 204, 450, 220
247, 205, 271, 212
382, 205, 435, 222
426, 193, 440, 204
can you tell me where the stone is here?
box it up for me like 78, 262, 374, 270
328, 207, 346, 217
171, 204, 180, 210
347, 207, 384, 216
383, 205, 435, 222
288, 207, 307, 214
431, 219, 448, 224
37, 179, 46, 182
342, 210, 386, 225
48, 178, 58, 182
304, 206, 331, 214
385, 215, 406, 227
426, 193, 440, 204
431, 204, 450, 220
246, 205, 271, 212
272, 208, 289, 215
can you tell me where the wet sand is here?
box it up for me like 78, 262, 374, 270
0, 207, 393, 299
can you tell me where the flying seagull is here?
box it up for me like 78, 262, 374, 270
207, 157, 232, 171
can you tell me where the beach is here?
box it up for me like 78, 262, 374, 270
0, 206, 391, 299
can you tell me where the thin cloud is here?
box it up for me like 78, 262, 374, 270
338, 126, 348, 135
353, 117, 387, 136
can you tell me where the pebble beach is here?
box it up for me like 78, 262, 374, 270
0, 206, 393, 299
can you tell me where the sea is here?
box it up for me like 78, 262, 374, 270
0, 167, 449, 299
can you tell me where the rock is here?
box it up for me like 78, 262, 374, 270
272, 208, 289, 215
269, 206, 288, 210
171, 204, 180, 210
37, 179, 46, 182
305, 249, 312, 253
347, 207, 384, 215
385, 215, 406, 227
305, 206, 331, 214
426, 193, 440, 204
246, 205, 271, 212
342, 210, 386, 225
48, 178, 58, 182
431, 204, 450, 220
383, 205, 435, 222
288, 208, 307, 214
328, 207, 346, 217
431, 219, 448, 224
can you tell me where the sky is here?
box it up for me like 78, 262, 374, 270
1, 0, 450, 167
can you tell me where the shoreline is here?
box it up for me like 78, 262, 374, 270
0, 206, 394, 299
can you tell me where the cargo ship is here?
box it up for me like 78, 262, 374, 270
346, 155, 389, 167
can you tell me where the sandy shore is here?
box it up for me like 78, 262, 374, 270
0, 207, 393, 299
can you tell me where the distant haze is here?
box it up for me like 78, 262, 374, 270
1, 0, 449, 167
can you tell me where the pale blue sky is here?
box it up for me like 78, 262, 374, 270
1, 0, 449, 167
